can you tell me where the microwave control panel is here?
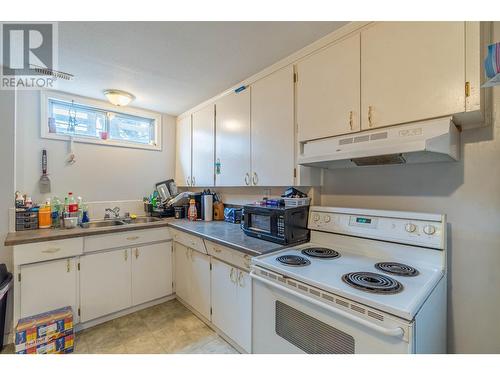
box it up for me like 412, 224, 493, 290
277, 216, 285, 237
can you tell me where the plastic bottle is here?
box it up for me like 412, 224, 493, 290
67, 192, 78, 213
39, 201, 52, 229
51, 196, 61, 228
188, 199, 198, 221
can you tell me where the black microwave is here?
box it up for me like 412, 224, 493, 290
242, 204, 310, 245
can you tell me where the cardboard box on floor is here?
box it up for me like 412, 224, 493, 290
15, 306, 74, 354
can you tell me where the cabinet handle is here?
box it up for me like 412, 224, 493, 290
368, 106, 373, 127
230, 268, 235, 283
124, 249, 128, 261
185, 248, 190, 260
349, 111, 354, 130
186, 178, 190, 186
214, 247, 222, 253
244, 173, 250, 186
66, 259, 70, 273
126, 236, 139, 241
238, 270, 244, 287
42, 247, 61, 254
252, 172, 258, 186
192, 176, 196, 186
135, 248, 139, 259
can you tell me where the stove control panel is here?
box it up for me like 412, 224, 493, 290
308, 209, 445, 249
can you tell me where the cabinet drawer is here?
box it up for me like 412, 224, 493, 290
205, 240, 252, 271
170, 228, 207, 254
84, 228, 171, 253
14, 238, 83, 265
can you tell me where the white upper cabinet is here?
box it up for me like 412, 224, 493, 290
192, 105, 215, 187
297, 33, 361, 142
251, 66, 295, 186
215, 89, 251, 186
361, 22, 465, 130
175, 115, 192, 187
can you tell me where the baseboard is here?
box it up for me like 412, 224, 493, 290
76, 294, 176, 332
175, 296, 247, 354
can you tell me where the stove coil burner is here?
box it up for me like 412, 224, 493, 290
276, 255, 311, 267
375, 262, 419, 277
301, 247, 341, 259
342, 272, 403, 294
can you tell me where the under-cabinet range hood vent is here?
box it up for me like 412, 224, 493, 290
298, 117, 460, 169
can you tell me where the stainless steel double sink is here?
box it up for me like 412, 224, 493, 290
84, 216, 162, 228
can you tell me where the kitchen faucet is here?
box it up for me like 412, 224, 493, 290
104, 207, 121, 219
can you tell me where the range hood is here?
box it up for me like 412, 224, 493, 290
298, 117, 460, 169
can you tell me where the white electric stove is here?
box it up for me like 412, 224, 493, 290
251, 206, 447, 354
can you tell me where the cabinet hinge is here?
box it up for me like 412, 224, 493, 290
293, 72, 298, 83
465, 81, 471, 97
78, 308, 81, 317
294, 168, 297, 178
18, 273, 21, 282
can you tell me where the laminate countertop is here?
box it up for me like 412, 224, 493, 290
4, 218, 285, 256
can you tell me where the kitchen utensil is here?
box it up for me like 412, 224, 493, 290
39, 149, 51, 194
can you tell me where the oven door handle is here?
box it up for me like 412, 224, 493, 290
250, 271, 405, 339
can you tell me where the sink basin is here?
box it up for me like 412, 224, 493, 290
85, 220, 126, 228
125, 217, 162, 224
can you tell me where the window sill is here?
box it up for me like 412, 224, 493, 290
41, 132, 162, 151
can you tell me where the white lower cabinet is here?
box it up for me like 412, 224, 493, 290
211, 257, 251, 352
173, 242, 211, 320
131, 242, 173, 306
79, 249, 132, 322
19, 257, 78, 321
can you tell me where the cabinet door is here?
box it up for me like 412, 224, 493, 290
190, 249, 211, 320
215, 89, 251, 186
131, 242, 173, 306
251, 66, 295, 186
80, 249, 132, 322
297, 33, 361, 141
192, 105, 215, 187
20, 258, 78, 320
211, 258, 237, 340
361, 22, 465, 130
175, 115, 192, 187
173, 242, 190, 304
235, 269, 252, 352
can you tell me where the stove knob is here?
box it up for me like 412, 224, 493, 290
405, 223, 416, 233
324, 215, 331, 223
312, 214, 320, 222
423, 224, 436, 235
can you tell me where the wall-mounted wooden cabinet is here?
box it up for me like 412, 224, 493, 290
361, 22, 466, 130
251, 66, 295, 186
215, 89, 251, 186
176, 106, 216, 188
297, 33, 361, 141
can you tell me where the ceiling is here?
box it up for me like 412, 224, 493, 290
54, 22, 348, 115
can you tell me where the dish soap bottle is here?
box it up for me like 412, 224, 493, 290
188, 199, 197, 221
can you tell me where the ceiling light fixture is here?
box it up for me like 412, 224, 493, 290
103, 89, 135, 106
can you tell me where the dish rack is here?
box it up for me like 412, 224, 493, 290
283, 197, 311, 207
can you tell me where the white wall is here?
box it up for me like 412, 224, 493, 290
15, 91, 176, 205
0, 90, 16, 272
320, 22, 500, 354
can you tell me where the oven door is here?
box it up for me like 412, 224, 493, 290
251, 271, 414, 354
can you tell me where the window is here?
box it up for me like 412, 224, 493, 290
42, 91, 162, 150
